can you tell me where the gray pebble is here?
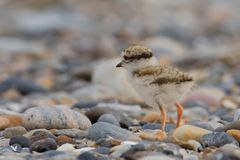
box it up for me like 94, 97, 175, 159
233, 109, 240, 121
200, 132, 238, 147
23, 106, 92, 130
98, 114, 120, 126
3, 126, 27, 138
30, 138, 57, 153
53, 128, 87, 139
87, 122, 135, 141
9, 135, 30, 148
215, 120, 240, 132
142, 123, 175, 132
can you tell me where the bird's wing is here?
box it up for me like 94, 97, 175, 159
133, 65, 193, 85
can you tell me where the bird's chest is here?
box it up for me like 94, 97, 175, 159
128, 75, 157, 105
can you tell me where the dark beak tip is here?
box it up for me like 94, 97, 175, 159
116, 62, 122, 68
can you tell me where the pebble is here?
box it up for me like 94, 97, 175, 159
51, 128, 87, 139
87, 122, 136, 141
189, 121, 216, 131
226, 129, 240, 141
96, 103, 142, 116
23, 106, 92, 130
215, 120, 240, 132
57, 143, 75, 152
10, 144, 22, 153
233, 109, 240, 121
172, 125, 211, 146
77, 151, 111, 160
200, 132, 239, 147
9, 135, 30, 148
157, 143, 182, 156
30, 138, 57, 153
95, 137, 122, 147
0, 76, 47, 95
42, 150, 75, 160
3, 126, 27, 138
56, 135, 73, 145
142, 123, 175, 132
85, 107, 116, 123
111, 144, 132, 159
98, 114, 120, 126
183, 107, 209, 121
183, 87, 225, 108
138, 130, 167, 141
72, 84, 116, 101
28, 129, 56, 144
94, 147, 111, 155
140, 154, 175, 160
73, 101, 101, 109
0, 115, 23, 130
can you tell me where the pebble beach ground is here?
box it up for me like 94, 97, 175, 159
0, 0, 240, 160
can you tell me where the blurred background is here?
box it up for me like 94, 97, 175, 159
0, 0, 240, 108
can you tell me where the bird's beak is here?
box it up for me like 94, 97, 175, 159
116, 61, 123, 68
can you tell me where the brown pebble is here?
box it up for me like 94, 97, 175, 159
0, 115, 23, 130
138, 130, 167, 141
56, 135, 73, 145
227, 129, 240, 141
143, 112, 160, 123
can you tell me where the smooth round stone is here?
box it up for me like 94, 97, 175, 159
200, 132, 239, 147
56, 135, 73, 145
215, 120, 240, 132
0, 77, 47, 95
10, 144, 22, 153
0, 115, 23, 130
189, 121, 215, 131
142, 123, 175, 132
57, 143, 75, 152
85, 107, 118, 123
183, 107, 209, 121
29, 130, 56, 144
173, 125, 211, 146
183, 100, 209, 109
233, 109, 240, 121
0, 146, 14, 154
52, 128, 87, 139
9, 135, 30, 148
43, 150, 75, 160
95, 137, 121, 147
87, 122, 136, 141
77, 151, 110, 160
3, 126, 27, 138
30, 138, 57, 153
98, 114, 120, 126
227, 129, 240, 141
140, 154, 175, 160
157, 143, 182, 156
72, 101, 101, 109
23, 106, 92, 130
94, 147, 111, 155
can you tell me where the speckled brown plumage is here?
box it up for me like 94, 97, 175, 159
133, 65, 193, 85
123, 45, 152, 61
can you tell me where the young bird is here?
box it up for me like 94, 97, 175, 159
116, 45, 194, 131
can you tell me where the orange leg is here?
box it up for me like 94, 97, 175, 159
159, 106, 167, 131
175, 102, 184, 128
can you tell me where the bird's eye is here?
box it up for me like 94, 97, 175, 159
123, 55, 128, 60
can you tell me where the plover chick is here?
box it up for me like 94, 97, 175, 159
116, 45, 194, 131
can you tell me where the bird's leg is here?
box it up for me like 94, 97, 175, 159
175, 102, 184, 128
158, 104, 166, 131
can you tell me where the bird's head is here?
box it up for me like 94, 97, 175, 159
116, 45, 157, 71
